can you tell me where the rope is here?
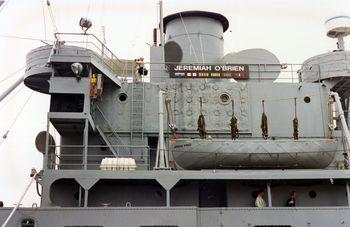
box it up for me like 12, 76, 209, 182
261, 100, 268, 140
293, 97, 299, 140
197, 114, 206, 139
230, 100, 239, 140
36, 181, 42, 197
197, 97, 206, 139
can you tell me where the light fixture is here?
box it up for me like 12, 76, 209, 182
79, 17, 92, 32
71, 62, 83, 80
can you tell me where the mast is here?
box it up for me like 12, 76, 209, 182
159, 0, 164, 47
0, 76, 23, 102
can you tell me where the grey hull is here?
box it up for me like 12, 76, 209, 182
1, 207, 350, 227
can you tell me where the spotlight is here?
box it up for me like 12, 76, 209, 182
71, 63, 83, 80
79, 18, 92, 32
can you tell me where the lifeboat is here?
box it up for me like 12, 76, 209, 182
170, 138, 338, 169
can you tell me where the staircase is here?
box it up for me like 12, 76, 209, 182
332, 77, 350, 98
94, 105, 128, 156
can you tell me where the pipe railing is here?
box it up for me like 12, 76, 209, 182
49, 33, 306, 82
47, 144, 150, 170
53, 32, 128, 77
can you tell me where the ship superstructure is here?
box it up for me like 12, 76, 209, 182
1, 6, 350, 227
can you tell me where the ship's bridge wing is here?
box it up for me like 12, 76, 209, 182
24, 44, 125, 93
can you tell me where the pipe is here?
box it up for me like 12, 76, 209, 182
337, 34, 345, 51
267, 182, 272, 207
155, 90, 169, 169
1, 172, 38, 227
0, 76, 24, 102
166, 190, 170, 207
331, 92, 350, 167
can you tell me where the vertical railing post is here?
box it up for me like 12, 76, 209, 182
44, 115, 50, 170
166, 189, 170, 207
346, 182, 350, 206
84, 189, 89, 207
267, 182, 272, 207
83, 118, 89, 170
78, 186, 82, 207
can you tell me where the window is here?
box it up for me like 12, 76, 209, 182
304, 96, 311, 103
50, 94, 84, 112
118, 93, 128, 103
219, 93, 230, 104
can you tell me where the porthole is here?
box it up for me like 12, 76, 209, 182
19, 218, 35, 227
219, 93, 231, 105
308, 190, 317, 198
118, 93, 128, 103
304, 96, 311, 103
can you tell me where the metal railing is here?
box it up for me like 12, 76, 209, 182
50, 33, 305, 83
53, 32, 131, 77
49, 32, 350, 84
123, 62, 304, 83
47, 144, 150, 170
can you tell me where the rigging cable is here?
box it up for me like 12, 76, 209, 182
0, 34, 52, 43
179, 12, 200, 64
1, 91, 33, 144
42, 0, 47, 40
46, 1, 59, 36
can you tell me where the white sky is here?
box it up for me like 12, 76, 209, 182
0, 0, 349, 207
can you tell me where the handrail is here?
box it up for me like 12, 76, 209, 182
49, 144, 147, 148
54, 32, 123, 63
47, 144, 150, 170
52, 32, 129, 79
48, 33, 312, 83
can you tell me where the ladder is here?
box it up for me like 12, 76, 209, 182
130, 82, 145, 161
